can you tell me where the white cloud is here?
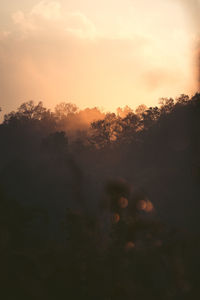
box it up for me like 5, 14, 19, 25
64, 12, 96, 39
12, 11, 36, 32
11, 1, 97, 39
0, 0, 196, 116
30, 0, 62, 21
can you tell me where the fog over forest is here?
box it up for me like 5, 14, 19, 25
1, 94, 200, 299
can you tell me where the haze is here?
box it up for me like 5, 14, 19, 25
0, 0, 198, 117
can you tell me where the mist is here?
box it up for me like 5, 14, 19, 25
1, 1, 200, 299
0, 0, 196, 116
178, 0, 200, 89
1, 95, 200, 299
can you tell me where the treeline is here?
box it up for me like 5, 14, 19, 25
0, 94, 200, 299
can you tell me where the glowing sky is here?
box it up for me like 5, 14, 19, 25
0, 0, 198, 117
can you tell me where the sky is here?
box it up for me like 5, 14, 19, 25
0, 0, 199, 118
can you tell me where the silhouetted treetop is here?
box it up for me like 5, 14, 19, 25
4, 101, 51, 126
54, 102, 78, 120
0, 93, 200, 299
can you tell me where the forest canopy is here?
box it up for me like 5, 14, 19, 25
0, 93, 200, 299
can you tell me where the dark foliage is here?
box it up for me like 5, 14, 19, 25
0, 94, 200, 299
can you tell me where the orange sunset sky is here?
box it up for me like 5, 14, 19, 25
0, 0, 199, 117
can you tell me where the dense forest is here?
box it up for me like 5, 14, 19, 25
0, 94, 200, 299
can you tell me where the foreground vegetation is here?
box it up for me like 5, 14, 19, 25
0, 94, 200, 299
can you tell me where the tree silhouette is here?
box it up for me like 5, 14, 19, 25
54, 102, 78, 120
0, 94, 200, 299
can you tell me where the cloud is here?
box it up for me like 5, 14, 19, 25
0, 0, 196, 118
11, 1, 97, 39
30, 0, 62, 21
64, 12, 96, 39
179, 0, 200, 30
143, 68, 182, 92
176, 0, 200, 89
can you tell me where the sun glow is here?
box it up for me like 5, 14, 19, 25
0, 0, 198, 117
